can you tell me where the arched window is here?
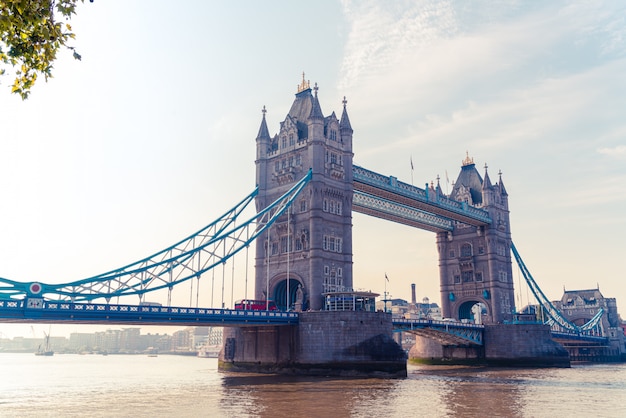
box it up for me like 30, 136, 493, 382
461, 243, 472, 257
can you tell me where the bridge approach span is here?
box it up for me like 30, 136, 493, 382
0, 299, 298, 327
393, 318, 484, 346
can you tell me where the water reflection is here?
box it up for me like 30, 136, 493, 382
0, 355, 623, 417
412, 366, 527, 417
220, 374, 400, 417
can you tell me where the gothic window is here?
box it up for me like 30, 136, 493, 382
329, 201, 335, 214
329, 237, 336, 252
475, 272, 483, 282
295, 239, 302, 251
281, 236, 292, 253
330, 129, 337, 141
461, 243, 472, 257
281, 159, 286, 169
271, 242, 278, 255
323, 236, 328, 251
289, 156, 294, 167
478, 246, 485, 255
454, 275, 461, 284
330, 153, 337, 164
323, 199, 328, 212
295, 154, 301, 166
281, 136, 287, 149
300, 199, 307, 212
336, 238, 342, 253
289, 133, 295, 146
336, 202, 342, 215
462, 271, 473, 282
274, 161, 279, 172
337, 267, 342, 277
324, 265, 330, 275
449, 250, 455, 258
325, 150, 329, 163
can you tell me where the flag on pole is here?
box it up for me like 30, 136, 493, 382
410, 156, 414, 171
385, 273, 389, 282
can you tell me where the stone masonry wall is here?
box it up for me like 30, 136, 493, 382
219, 311, 407, 376
484, 323, 570, 367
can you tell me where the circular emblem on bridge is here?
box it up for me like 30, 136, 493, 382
29, 282, 42, 295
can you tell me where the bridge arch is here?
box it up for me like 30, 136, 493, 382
457, 300, 488, 324
270, 274, 305, 311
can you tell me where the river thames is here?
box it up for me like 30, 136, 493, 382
0, 353, 624, 417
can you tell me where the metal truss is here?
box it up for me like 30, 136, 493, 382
393, 318, 484, 345
353, 165, 491, 226
353, 190, 453, 232
0, 170, 312, 303
0, 299, 298, 327
511, 242, 604, 335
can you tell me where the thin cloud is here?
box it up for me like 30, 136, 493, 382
597, 145, 626, 159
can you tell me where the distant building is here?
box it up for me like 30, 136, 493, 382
552, 287, 625, 357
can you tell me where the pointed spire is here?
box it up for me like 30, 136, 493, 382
256, 105, 271, 141
482, 162, 492, 189
339, 96, 353, 132
309, 82, 324, 119
498, 169, 508, 195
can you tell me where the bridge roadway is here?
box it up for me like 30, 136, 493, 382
0, 298, 610, 350
392, 318, 485, 345
0, 298, 298, 327
551, 330, 609, 347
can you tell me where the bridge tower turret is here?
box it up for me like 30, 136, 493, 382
438, 154, 515, 324
254, 75, 354, 311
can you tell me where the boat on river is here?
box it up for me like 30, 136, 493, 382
35, 330, 54, 356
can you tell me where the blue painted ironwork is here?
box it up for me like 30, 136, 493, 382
0, 298, 298, 326
511, 242, 604, 334
352, 165, 491, 227
0, 170, 312, 303
392, 318, 484, 345
352, 190, 454, 232
550, 330, 609, 346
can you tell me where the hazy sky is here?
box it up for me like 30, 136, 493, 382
1, 1, 625, 338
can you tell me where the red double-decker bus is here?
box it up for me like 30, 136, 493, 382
234, 299, 278, 311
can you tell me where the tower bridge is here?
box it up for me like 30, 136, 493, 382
1, 76, 622, 374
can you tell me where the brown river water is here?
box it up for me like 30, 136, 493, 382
0, 353, 624, 417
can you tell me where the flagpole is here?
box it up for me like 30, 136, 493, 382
384, 275, 387, 313
410, 156, 414, 186
384, 273, 389, 313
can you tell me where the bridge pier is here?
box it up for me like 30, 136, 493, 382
409, 323, 570, 367
218, 311, 407, 377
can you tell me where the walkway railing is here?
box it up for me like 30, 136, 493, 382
0, 299, 298, 326
353, 165, 492, 225
392, 318, 484, 345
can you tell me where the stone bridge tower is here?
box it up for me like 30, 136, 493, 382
437, 154, 516, 323
254, 76, 354, 311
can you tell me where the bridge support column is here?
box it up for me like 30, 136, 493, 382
219, 311, 407, 377
483, 323, 570, 367
408, 323, 570, 367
